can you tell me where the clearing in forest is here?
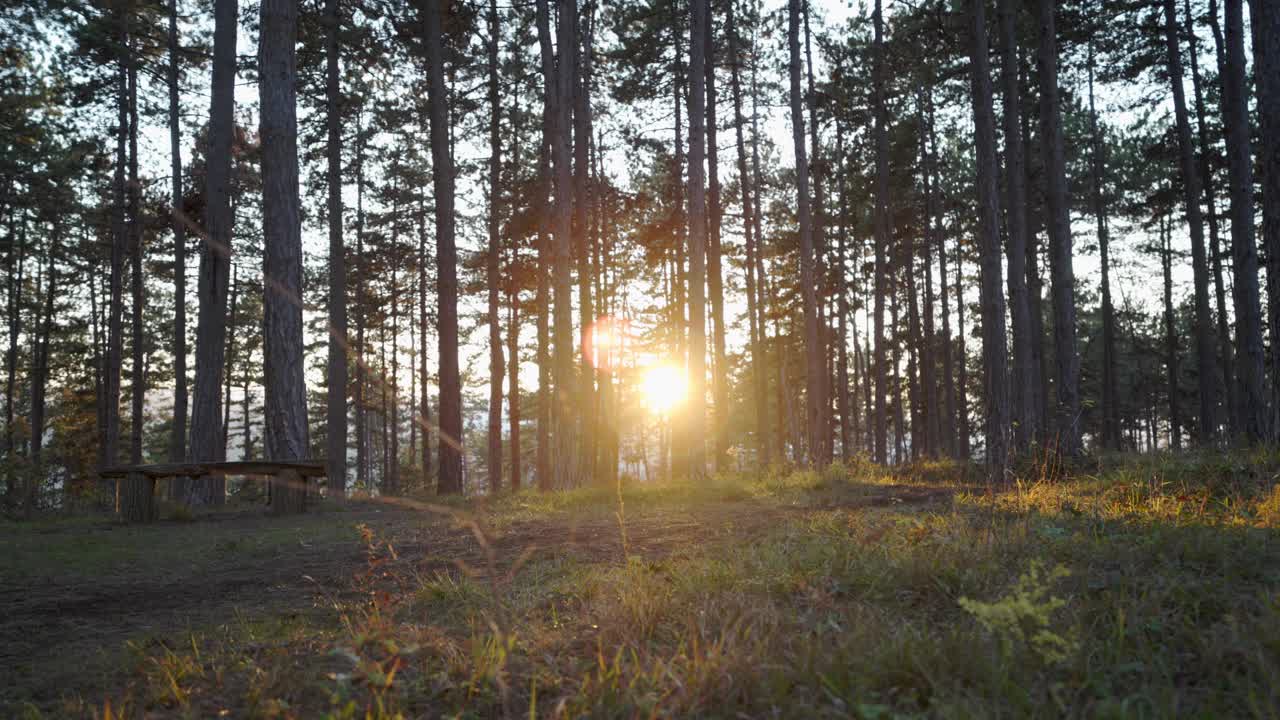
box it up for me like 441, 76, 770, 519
4, 454, 1280, 718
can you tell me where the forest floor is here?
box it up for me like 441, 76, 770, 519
4, 451, 1280, 718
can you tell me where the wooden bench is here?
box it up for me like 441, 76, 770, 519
100, 460, 327, 522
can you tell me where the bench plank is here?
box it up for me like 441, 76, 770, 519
100, 460, 327, 479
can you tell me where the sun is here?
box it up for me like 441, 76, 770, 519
640, 364, 687, 414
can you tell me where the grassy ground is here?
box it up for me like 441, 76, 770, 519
5, 451, 1280, 718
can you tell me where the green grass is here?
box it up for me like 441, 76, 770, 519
13, 450, 1280, 718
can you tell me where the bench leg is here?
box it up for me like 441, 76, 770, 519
270, 469, 307, 515
118, 471, 156, 523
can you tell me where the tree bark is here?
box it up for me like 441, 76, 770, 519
28, 227, 58, 514
1161, 214, 1181, 449
871, 0, 889, 465
1087, 43, 1119, 451
1251, 0, 1280, 436
970, 0, 1010, 477
802, 0, 829, 464
167, 0, 188, 465
1220, 0, 1266, 442
1184, 0, 1236, 436
1160, 0, 1218, 442
324, 0, 347, 497
534, 0, 554, 492
260, 0, 309, 513
727, 0, 767, 465
998, 0, 1035, 452
686, 0, 710, 477
789, 0, 821, 467
188, 0, 237, 504
1034, 0, 1080, 454
705, 5, 729, 473
573, 0, 596, 482
487, 0, 505, 493
424, 0, 463, 494
547, 0, 579, 488
128, 55, 144, 468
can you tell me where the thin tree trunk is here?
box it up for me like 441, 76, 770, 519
189, 0, 237, 504
28, 227, 58, 514
788, 0, 821, 468
573, 0, 596, 482
802, 0, 829, 464
417, 173, 431, 483
167, 0, 188, 464
955, 230, 970, 460
871, 0, 889, 465
998, 0, 1035, 452
686, 0, 710, 477
727, 0, 767, 465
549, 0, 578, 488
836, 115, 852, 460
1253, 0, 1280, 435
128, 42, 145, 469
1221, 0, 1266, 441
969, 0, 1010, 478
1087, 43, 1119, 451
1162, 214, 1181, 449
534, 0, 554, 492
705, 5, 728, 473
1161, 0, 1218, 442
425, 0, 463, 494
324, 0, 347, 497
105, 19, 127, 479
1034, 0, 1080, 455
4, 214, 25, 501
260, 0, 309, 513
1184, 0, 1237, 435
486, 0, 505, 493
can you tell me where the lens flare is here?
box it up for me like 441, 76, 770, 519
641, 364, 687, 413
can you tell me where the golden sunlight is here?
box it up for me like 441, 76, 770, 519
640, 363, 687, 414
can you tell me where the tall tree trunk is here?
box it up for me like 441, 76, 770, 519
5, 214, 25, 502
189, 0, 237, 504
508, 263, 522, 491
129, 41, 144, 469
836, 115, 853, 460
416, 173, 431, 484
918, 89, 939, 457
29, 228, 58, 514
550, 0, 578, 488
871, 0, 889, 465
686, 0, 710, 477
1162, 214, 1181, 449
486, 0, 505, 493
786, 0, 820, 468
727, 0, 767, 465
105, 17, 127, 480
1221, 0, 1266, 441
1252, 0, 1280, 435
573, 0, 596, 482
933, 108, 957, 459
802, 0, 828, 464
1087, 43, 1119, 451
324, 0, 347, 497
1184, 0, 1237, 435
955, 231, 970, 460
705, 6, 728, 473
534, 0, 554, 492
1161, 0, 1218, 442
425, 0, 463, 494
355, 136, 368, 490
1034, 0, 1080, 454
167, 0, 188, 464
222, 271, 237, 459
260, 0, 309, 514
970, 0, 1010, 477
998, 0, 1035, 452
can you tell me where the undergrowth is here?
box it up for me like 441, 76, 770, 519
22, 449, 1280, 718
